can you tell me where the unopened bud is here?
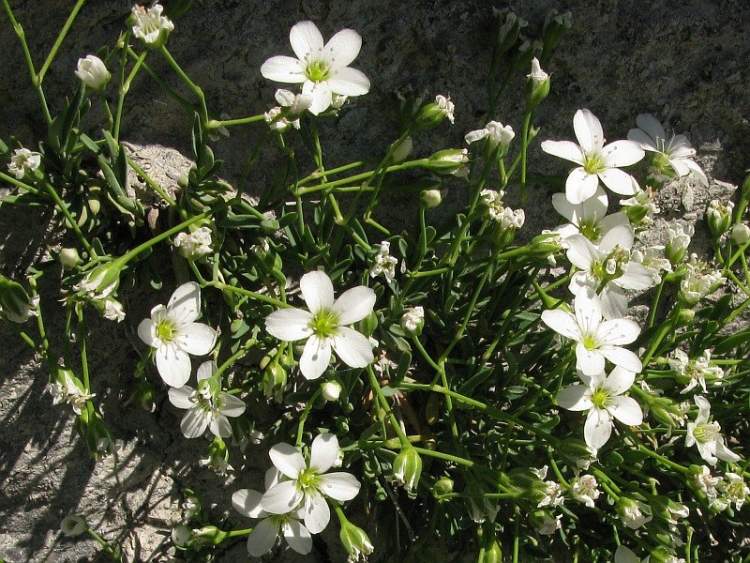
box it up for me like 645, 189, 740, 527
0, 274, 35, 323
393, 446, 422, 496
391, 136, 413, 163
262, 361, 287, 399
59, 247, 81, 270
401, 306, 425, 334
414, 95, 455, 130
427, 148, 469, 174
339, 520, 374, 560
321, 380, 342, 402
421, 189, 442, 208
172, 524, 193, 548
60, 514, 87, 537
478, 539, 503, 563
75, 55, 111, 91
706, 199, 733, 239
525, 57, 550, 110
731, 223, 750, 245
433, 476, 454, 498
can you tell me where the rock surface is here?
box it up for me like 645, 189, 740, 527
0, 0, 749, 561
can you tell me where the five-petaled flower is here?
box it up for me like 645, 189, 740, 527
138, 282, 218, 387
261, 21, 370, 115
265, 271, 375, 380
541, 289, 642, 376
685, 395, 740, 465
542, 108, 644, 204
261, 433, 361, 534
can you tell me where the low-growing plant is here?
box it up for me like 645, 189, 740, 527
2, 2, 749, 561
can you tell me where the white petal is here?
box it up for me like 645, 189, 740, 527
138, 318, 156, 347
541, 140, 584, 165
615, 545, 641, 563
608, 396, 643, 425
601, 140, 644, 168
303, 491, 330, 534
541, 309, 580, 340
332, 327, 374, 368
246, 518, 279, 557
197, 360, 216, 381
210, 414, 233, 438
180, 407, 211, 438
599, 284, 628, 320
584, 408, 612, 451
269, 443, 306, 479
598, 168, 637, 196
556, 385, 593, 411
176, 322, 217, 356
600, 346, 643, 373
574, 109, 605, 153
616, 262, 655, 291
302, 80, 333, 115
569, 271, 596, 296
300, 335, 332, 380
565, 234, 599, 270
327, 66, 370, 96
265, 308, 313, 341
220, 393, 246, 417
265, 468, 282, 490
599, 224, 634, 253
324, 28, 362, 68
465, 129, 489, 145
155, 345, 191, 387
627, 127, 658, 151
262, 481, 304, 514
168, 385, 195, 409
603, 366, 636, 396
290, 21, 324, 60
684, 159, 708, 186
318, 472, 361, 501
260, 55, 307, 83
232, 489, 266, 519
168, 282, 202, 324
300, 271, 335, 314
333, 286, 376, 325
635, 113, 666, 144
716, 441, 741, 463
282, 520, 312, 555
574, 290, 602, 336
576, 344, 605, 376
597, 319, 640, 345
565, 168, 599, 204
310, 433, 340, 473
598, 212, 629, 235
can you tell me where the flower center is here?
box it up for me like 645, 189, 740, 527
591, 387, 610, 409
578, 221, 601, 242
583, 153, 605, 175
693, 422, 720, 443
309, 309, 340, 338
155, 319, 177, 343
305, 59, 330, 82
582, 333, 598, 351
297, 468, 320, 491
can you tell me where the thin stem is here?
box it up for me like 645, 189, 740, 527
367, 366, 410, 446
42, 181, 96, 256
160, 45, 209, 125
412, 446, 474, 467
37, 0, 87, 84
114, 50, 147, 141
295, 160, 429, 196
209, 114, 265, 129
636, 444, 690, 474
0, 171, 40, 195
211, 282, 288, 309
296, 389, 322, 447
519, 110, 532, 202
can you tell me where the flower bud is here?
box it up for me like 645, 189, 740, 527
665, 223, 693, 265
674, 307, 695, 326
60, 514, 87, 537
529, 231, 562, 259
75, 259, 125, 301
427, 148, 469, 174
617, 498, 653, 529
706, 199, 734, 239
494, 10, 524, 56
262, 361, 287, 400
391, 136, 413, 163
339, 520, 374, 560
414, 95, 455, 130
731, 223, 750, 244
393, 446, 422, 495
75, 55, 111, 91
172, 524, 193, 548
478, 538, 503, 563
0, 274, 35, 323
401, 306, 425, 334
321, 380, 342, 402
421, 189, 442, 208
525, 57, 550, 110
433, 476, 454, 498
59, 247, 81, 270
193, 525, 227, 545
529, 510, 560, 535
173, 226, 213, 260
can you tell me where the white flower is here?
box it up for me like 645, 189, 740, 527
173, 227, 213, 260
260, 21, 370, 115
435, 95, 455, 124
480, 189, 525, 230
75, 55, 111, 91
102, 298, 126, 322
693, 465, 720, 502
679, 259, 724, 306
401, 306, 424, 333
542, 108, 644, 204
719, 473, 749, 511
321, 380, 342, 401
264, 106, 295, 132
565, 223, 654, 319
265, 271, 375, 380
552, 186, 629, 243
527, 57, 549, 83
369, 241, 398, 282
137, 282, 218, 387
627, 113, 707, 186
131, 3, 174, 46
731, 223, 750, 244
630, 246, 672, 285
668, 349, 723, 394
557, 366, 643, 452
614, 545, 643, 563
465, 121, 515, 147
541, 289, 642, 376
8, 148, 41, 179
275, 88, 313, 116
665, 222, 694, 264
233, 468, 313, 557
619, 499, 652, 529
261, 433, 361, 534
570, 474, 600, 508
168, 361, 246, 438
686, 395, 740, 465
532, 466, 564, 508
48, 371, 94, 415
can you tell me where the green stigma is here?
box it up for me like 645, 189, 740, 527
305, 60, 330, 82
583, 153, 605, 175
156, 319, 177, 342
591, 388, 610, 409
310, 309, 340, 338
297, 468, 320, 491
579, 221, 601, 242
582, 334, 598, 350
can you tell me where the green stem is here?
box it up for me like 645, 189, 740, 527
208, 114, 265, 129
42, 181, 96, 256
296, 389, 322, 447
126, 47, 192, 113
126, 156, 176, 205
0, 171, 40, 195
413, 446, 474, 467
121, 211, 210, 264
295, 160, 429, 196
160, 45, 209, 125
114, 50, 147, 141
211, 282, 288, 309
519, 110, 532, 202
37, 0, 87, 84
647, 278, 666, 329
636, 444, 690, 474
367, 366, 410, 446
